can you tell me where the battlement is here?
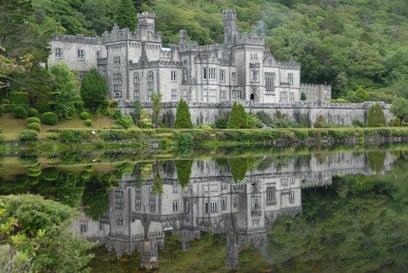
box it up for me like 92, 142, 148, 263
137, 11, 155, 20
52, 34, 103, 45
223, 9, 236, 20
278, 59, 301, 69
102, 24, 162, 44
234, 31, 265, 46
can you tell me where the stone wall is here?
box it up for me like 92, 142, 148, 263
119, 100, 393, 127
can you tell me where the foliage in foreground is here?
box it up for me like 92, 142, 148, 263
0, 194, 95, 273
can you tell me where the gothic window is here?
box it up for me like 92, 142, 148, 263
221, 197, 227, 211
250, 69, 259, 83
203, 68, 208, 80
116, 216, 123, 226
183, 69, 188, 81
133, 72, 139, 84
289, 191, 295, 204
134, 88, 139, 100
147, 70, 154, 82
288, 73, 294, 85
77, 49, 85, 60
80, 221, 88, 232
219, 69, 225, 82
209, 68, 216, 80
171, 89, 178, 101
265, 73, 275, 94
113, 56, 120, 67
135, 199, 141, 211
113, 85, 122, 98
211, 201, 217, 213
171, 71, 177, 81
55, 48, 63, 58
113, 73, 122, 85
232, 72, 236, 82
148, 89, 153, 102
172, 200, 179, 212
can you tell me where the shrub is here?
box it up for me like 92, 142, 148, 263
13, 105, 27, 119
27, 117, 41, 124
27, 108, 39, 117
84, 119, 93, 126
42, 112, 58, 125
174, 99, 193, 128
27, 122, 41, 132
80, 111, 90, 120
19, 130, 38, 141
367, 104, 385, 127
213, 116, 228, 129
112, 109, 122, 120
352, 119, 365, 127
9, 91, 29, 105
227, 101, 247, 128
313, 115, 327, 128
389, 117, 400, 127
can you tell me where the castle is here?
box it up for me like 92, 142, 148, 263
48, 10, 331, 104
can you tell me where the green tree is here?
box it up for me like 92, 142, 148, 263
0, 194, 94, 273
175, 160, 193, 188
390, 97, 408, 123
151, 92, 162, 127
227, 101, 247, 129
80, 68, 108, 113
49, 64, 81, 119
174, 99, 193, 129
116, 0, 137, 30
367, 103, 385, 127
139, 108, 152, 128
131, 100, 143, 126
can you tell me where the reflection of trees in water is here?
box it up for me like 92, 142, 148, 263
82, 175, 110, 221
267, 157, 408, 273
228, 157, 248, 183
368, 151, 385, 173
175, 160, 193, 188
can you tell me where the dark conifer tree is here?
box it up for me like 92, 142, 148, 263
227, 101, 247, 129
116, 0, 137, 30
174, 99, 193, 128
80, 68, 108, 113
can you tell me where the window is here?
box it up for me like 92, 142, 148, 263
210, 201, 217, 213
265, 73, 275, 94
55, 48, 63, 58
209, 68, 216, 80
113, 56, 120, 67
251, 196, 261, 210
134, 88, 139, 100
115, 216, 123, 226
220, 89, 226, 101
171, 89, 178, 101
289, 92, 295, 103
173, 183, 179, 193
133, 72, 139, 84
280, 91, 288, 103
250, 69, 259, 83
135, 199, 141, 211
221, 197, 227, 211
171, 71, 177, 81
203, 68, 208, 79
183, 69, 188, 81
172, 200, 179, 212
77, 49, 85, 60
203, 89, 208, 102
266, 186, 276, 206
113, 73, 122, 85
149, 199, 156, 212
219, 70, 225, 82
289, 191, 295, 204
281, 178, 288, 186
232, 72, 236, 82
113, 85, 122, 98
148, 70, 154, 82
148, 89, 153, 102
288, 73, 294, 85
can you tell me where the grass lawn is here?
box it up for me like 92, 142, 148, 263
0, 113, 117, 140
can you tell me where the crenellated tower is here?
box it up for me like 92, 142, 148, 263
223, 9, 237, 47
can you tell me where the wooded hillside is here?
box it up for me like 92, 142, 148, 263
1, 0, 408, 101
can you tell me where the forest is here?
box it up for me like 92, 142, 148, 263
1, 0, 408, 101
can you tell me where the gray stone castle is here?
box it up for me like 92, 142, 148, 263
48, 10, 331, 104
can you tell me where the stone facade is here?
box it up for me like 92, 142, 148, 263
49, 10, 311, 104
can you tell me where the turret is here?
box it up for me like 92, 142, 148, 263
223, 10, 237, 46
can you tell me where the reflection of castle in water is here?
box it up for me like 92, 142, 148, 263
72, 151, 395, 270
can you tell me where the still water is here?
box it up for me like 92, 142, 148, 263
1, 146, 408, 272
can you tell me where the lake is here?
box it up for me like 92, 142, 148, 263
1, 145, 408, 272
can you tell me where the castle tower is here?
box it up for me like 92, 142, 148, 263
137, 12, 156, 41
223, 10, 237, 46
